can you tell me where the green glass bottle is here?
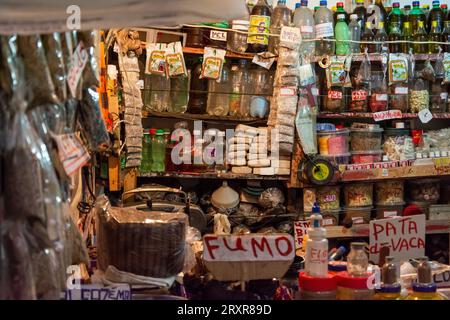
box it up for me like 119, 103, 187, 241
408, 1, 427, 34
388, 2, 404, 33
429, 20, 442, 53
402, 21, 412, 54
335, 14, 350, 55
413, 20, 428, 54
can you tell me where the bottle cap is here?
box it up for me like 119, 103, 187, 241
312, 202, 321, 214
149, 128, 157, 135
432, 0, 440, 6
393, 2, 400, 8
356, 0, 364, 3
404, 5, 411, 9
412, 1, 420, 7
295, 2, 301, 8
350, 14, 358, 20
156, 129, 164, 135
320, 0, 327, 6
301, 0, 308, 6
337, 2, 343, 7
337, 14, 345, 20
299, 272, 338, 292
442, 4, 447, 9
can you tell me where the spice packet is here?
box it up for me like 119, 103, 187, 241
298, 62, 315, 87
442, 53, 450, 84
145, 43, 167, 75
388, 53, 408, 85
326, 56, 346, 88
200, 47, 226, 80
165, 42, 187, 77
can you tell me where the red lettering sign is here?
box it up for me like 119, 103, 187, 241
328, 90, 343, 100
351, 90, 367, 101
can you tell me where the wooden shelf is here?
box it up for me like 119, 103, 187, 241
142, 109, 268, 123
326, 220, 450, 239
319, 112, 450, 119
183, 47, 256, 60
138, 171, 290, 181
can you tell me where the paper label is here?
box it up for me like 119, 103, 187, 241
67, 41, 88, 98
418, 108, 433, 123
210, 30, 227, 42
294, 220, 310, 250
280, 26, 302, 45
373, 110, 402, 122
394, 86, 408, 95
53, 133, 91, 176
376, 94, 388, 101
352, 217, 364, 224
298, 63, 315, 86
352, 90, 368, 101
252, 54, 275, 70
279, 87, 297, 96
328, 90, 343, 100
383, 211, 398, 218
315, 22, 333, 38
323, 218, 334, 226
300, 25, 314, 34
381, 168, 389, 177
441, 92, 448, 100
248, 15, 271, 45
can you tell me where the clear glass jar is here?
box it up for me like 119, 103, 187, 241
336, 272, 374, 300
369, 73, 388, 112
410, 78, 429, 113
227, 20, 249, 54
389, 83, 409, 112
430, 81, 447, 113
347, 242, 369, 277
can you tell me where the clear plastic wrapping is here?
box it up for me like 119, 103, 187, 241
259, 188, 285, 209
42, 33, 68, 102
78, 31, 100, 89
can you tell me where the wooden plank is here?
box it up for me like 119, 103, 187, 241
108, 156, 120, 191
138, 171, 289, 181
123, 168, 137, 200
287, 140, 303, 188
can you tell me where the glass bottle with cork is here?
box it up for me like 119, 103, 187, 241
406, 257, 448, 300
375, 256, 403, 300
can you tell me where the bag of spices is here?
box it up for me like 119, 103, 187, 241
388, 54, 408, 86
165, 42, 187, 77
326, 56, 347, 88
145, 43, 167, 75
78, 31, 100, 89
349, 54, 371, 112
200, 47, 226, 80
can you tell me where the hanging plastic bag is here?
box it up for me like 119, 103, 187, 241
388, 53, 408, 86
349, 53, 371, 112
78, 30, 100, 89
42, 33, 68, 102
200, 47, 226, 80
442, 53, 450, 84
326, 56, 347, 88
145, 43, 167, 75
165, 42, 187, 77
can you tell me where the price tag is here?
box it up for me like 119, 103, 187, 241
375, 94, 388, 101
373, 110, 402, 122
53, 133, 91, 176
351, 90, 368, 101
252, 54, 275, 70
395, 86, 408, 95
280, 26, 302, 45
210, 30, 227, 42
323, 218, 334, 226
418, 108, 433, 123
328, 90, 343, 100
381, 168, 389, 177
324, 194, 337, 202
67, 41, 88, 98
279, 87, 297, 96
300, 26, 313, 34
383, 211, 398, 218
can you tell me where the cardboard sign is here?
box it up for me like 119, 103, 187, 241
280, 26, 302, 45
293, 220, 310, 250
373, 110, 403, 122
63, 284, 131, 300
203, 234, 295, 262
53, 133, 90, 176
67, 41, 88, 98
369, 215, 426, 264
210, 30, 227, 42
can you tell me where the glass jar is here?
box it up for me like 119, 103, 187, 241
227, 20, 249, 54
430, 81, 447, 113
389, 83, 409, 112
375, 180, 404, 205
298, 272, 337, 300
336, 272, 374, 300
347, 242, 369, 277
324, 87, 346, 113
369, 73, 388, 112
344, 183, 374, 207
408, 179, 440, 202
410, 78, 429, 113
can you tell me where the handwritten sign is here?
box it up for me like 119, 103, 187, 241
434, 270, 450, 288
369, 215, 426, 264
373, 110, 403, 122
418, 108, 433, 123
203, 234, 295, 262
294, 220, 309, 250
280, 26, 302, 45
67, 41, 88, 98
210, 30, 227, 42
53, 133, 90, 176
63, 284, 131, 300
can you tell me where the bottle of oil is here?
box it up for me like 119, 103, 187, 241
388, 22, 402, 53
428, 1, 445, 33
375, 256, 403, 300
406, 257, 448, 300
413, 20, 428, 54
443, 21, 450, 52
247, 0, 272, 53
408, 1, 427, 34
388, 2, 404, 33
374, 21, 388, 52
429, 20, 443, 53
401, 21, 412, 53
361, 21, 375, 53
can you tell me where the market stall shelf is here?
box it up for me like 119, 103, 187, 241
142, 109, 268, 123
138, 171, 290, 180
319, 112, 450, 119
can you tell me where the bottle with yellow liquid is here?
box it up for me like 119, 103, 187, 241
406, 257, 448, 300
375, 256, 403, 300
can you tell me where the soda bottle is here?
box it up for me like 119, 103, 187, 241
145, 74, 171, 112
268, 0, 291, 55
408, 1, 427, 34
428, 1, 445, 33
441, 4, 448, 16
413, 20, 428, 54
335, 14, 350, 55
333, 2, 349, 25
170, 75, 188, 113
315, 0, 335, 55
388, 2, 404, 33
229, 60, 248, 116
139, 130, 153, 173
187, 59, 207, 114
353, 0, 367, 32
443, 21, 450, 52
403, 5, 411, 16
388, 21, 402, 53
247, 0, 272, 53
429, 20, 442, 53
151, 129, 166, 172
374, 21, 388, 53
349, 14, 361, 53
294, 0, 316, 56
402, 21, 412, 54
361, 21, 375, 53
207, 64, 231, 116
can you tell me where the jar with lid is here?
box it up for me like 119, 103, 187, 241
383, 128, 413, 161
408, 179, 440, 202
350, 126, 384, 152
347, 242, 369, 277
375, 180, 404, 206
336, 272, 374, 300
410, 78, 429, 113
227, 20, 249, 54
317, 128, 350, 156
324, 87, 346, 113
298, 272, 337, 300
389, 83, 409, 112
344, 183, 374, 207
430, 81, 448, 113
369, 72, 388, 112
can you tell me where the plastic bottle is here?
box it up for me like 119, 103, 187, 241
375, 256, 403, 300
422, 4, 430, 17
145, 74, 171, 112
170, 75, 188, 113
441, 4, 448, 16
187, 59, 207, 114
388, 2, 404, 33
294, 0, 316, 56
333, 2, 349, 25
403, 5, 411, 16
151, 129, 166, 172
229, 61, 246, 116
361, 21, 375, 53
374, 21, 388, 53
401, 21, 412, 54
388, 21, 402, 53
140, 130, 152, 173
413, 20, 428, 54
207, 64, 231, 116
227, 20, 249, 54
268, 0, 292, 55
443, 21, 450, 52
248, 64, 271, 118
315, 0, 335, 55
247, 0, 272, 53
353, 0, 367, 32
348, 14, 361, 53
429, 20, 442, 53
335, 14, 350, 55
305, 203, 328, 278
428, 0, 445, 33
369, 0, 387, 33
408, 1, 427, 34
406, 257, 448, 300
236, 60, 252, 117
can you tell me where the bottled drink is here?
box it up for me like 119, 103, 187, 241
229, 60, 248, 116
187, 60, 207, 114
429, 20, 442, 53
413, 20, 428, 54
333, 2, 349, 25
294, 0, 316, 56
248, 65, 271, 118
443, 21, 450, 52
335, 14, 350, 55
403, 5, 411, 16
388, 2, 404, 33
428, 1, 445, 33
402, 21, 412, 53
374, 21, 388, 53
207, 64, 231, 116
361, 21, 375, 53
305, 203, 328, 278
268, 0, 292, 55
408, 1, 427, 34
247, 0, 272, 53
422, 4, 430, 17
314, 0, 335, 55
227, 20, 249, 54
169, 76, 188, 113
369, 0, 388, 33
145, 74, 171, 112
406, 257, 448, 300
353, 0, 367, 32
151, 129, 166, 172
441, 4, 448, 16
349, 14, 361, 53
388, 22, 402, 53
140, 130, 152, 173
